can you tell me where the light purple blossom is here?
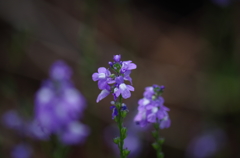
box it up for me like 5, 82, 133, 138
92, 67, 111, 90
50, 60, 72, 81
92, 55, 136, 102
186, 129, 227, 158
113, 54, 121, 62
96, 89, 111, 103
27, 120, 50, 140
121, 61, 137, 73
2, 110, 23, 130
59, 121, 90, 145
114, 83, 134, 99
34, 60, 89, 144
134, 85, 171, 129
92, 55, 136, 119
11, 143, 32, 158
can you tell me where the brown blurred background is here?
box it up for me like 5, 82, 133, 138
0, 0, 240, 158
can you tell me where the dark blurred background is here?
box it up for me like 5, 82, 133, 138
0, 0, 240, 158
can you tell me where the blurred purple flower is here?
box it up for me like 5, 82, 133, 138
34, 60, 89, 145
211, 0, 231, 7
26, 120, 50, 140
2, 110, 23, 130
59, 121, 90, 145
11, 143, 32, 158
134, 85, 171, 129
186, 129, 227, 158
50, 60, 72, 81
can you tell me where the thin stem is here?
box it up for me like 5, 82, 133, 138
153, 123, 164, 158
117, 95, 124, 158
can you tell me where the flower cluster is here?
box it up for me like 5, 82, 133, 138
92, 55, 136, 103
134, 85, 171, 129
93, 55, 136, 158
34, 60, 89, 145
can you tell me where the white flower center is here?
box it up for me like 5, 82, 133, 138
142, 98, 150, 106
152, 107, 158, 113
98, 73, 106, 79
119, 83, 127, 90
38, 88, 53, 104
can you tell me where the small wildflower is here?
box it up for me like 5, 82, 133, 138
92, 55, 136, 158
134, 85, 170, 129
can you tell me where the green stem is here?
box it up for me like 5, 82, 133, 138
117, 95, 124, 158
152, 123, 164, 158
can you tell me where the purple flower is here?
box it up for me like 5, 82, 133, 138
186, 129, 227, 158
143, 86, 154, 99
92, 67, 111, 90
11, 143, 32, 158
114, 83, 134, 99
121, 61, 137, 73
34, 60, 89, 144
96, 89, 111, 103
134, 110, 148, 127
92, 55, 136, 103
110, 103, 128, 119
113, 55, 121, 62
159, 114, 171, 129
110, 106, 118, 119
50, 60, 72, 81
27, 120, 50, 140
137, 98, 151, 110
59, 121, 90, 145
123, 70, 133, 84
2, 110, 23, 130
134, 85, 171, 129
92, 55, 136, 119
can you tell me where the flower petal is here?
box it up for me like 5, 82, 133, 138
128, 63, 137, 70
147, 113, 156, 123
121, 88, 131, 99
98, 80, 108, 90
96, 89, 110, 102
98, 67, 107, 73
114, 88, 121, 97
92, 73, 99, 81
127, 85, 134, 91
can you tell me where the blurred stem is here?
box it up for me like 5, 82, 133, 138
152, 123, 164, 158
51, 136, 69, 158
